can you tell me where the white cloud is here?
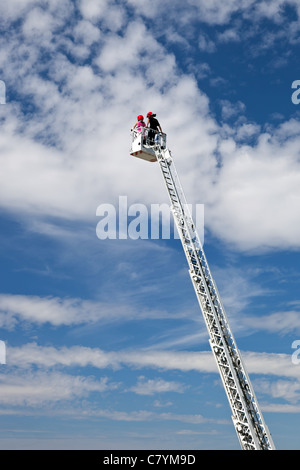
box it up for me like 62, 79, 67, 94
73, 19, 101, 46
127, 0, 299, 28
204, 122, 300, 251
252, 0, 288, 23
22, 7, 56, 43
129, 376, 187, 396
7, 342, 217, 373
1, 13, 215, 224
0, 0, 37, 22
217, 27, 241, 43
127, 0, 244, 25
243, 351, 299, 380
262, 403, 300, 413
7, 343, 298, 381
244, 311, 300, 335
0, 370, 114, 406
0, 274, 298, 338
78, 0, 109, 22
3, 343, 299, 412
198, 34, 216, 53
219, 99, 246, 121
256, 377, 300, 404
212, 265, 269, 317
194, 0, 250, 25
0, 294, 183, 329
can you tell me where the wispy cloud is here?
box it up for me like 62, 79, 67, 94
0, 369, 115, 407
243, 311, 300, 335
6, 343, 298, 381
7, 343, 217, 373
0, 293, 185, 329
2, 343, 299, 413
129, 376, 187, 396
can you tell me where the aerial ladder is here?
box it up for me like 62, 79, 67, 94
130, 128, 275, 450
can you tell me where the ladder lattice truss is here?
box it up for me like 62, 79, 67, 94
153, 145, 275, 451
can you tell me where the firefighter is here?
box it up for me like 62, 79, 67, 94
146, 112, 163, 145
132, 114, 146, 132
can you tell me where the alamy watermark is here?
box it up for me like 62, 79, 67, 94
96, 196, 204, 243
291, 340, 300, 365
0, 80, 6, 105
291, 80, 300, 105
0, 340, 6, 364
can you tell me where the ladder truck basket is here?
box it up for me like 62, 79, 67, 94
130, 128, 167, 162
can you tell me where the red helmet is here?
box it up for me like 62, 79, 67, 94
137, 115, 144, 121
147, 112, 153, 117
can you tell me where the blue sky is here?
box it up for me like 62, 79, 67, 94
0, 0, 300, 450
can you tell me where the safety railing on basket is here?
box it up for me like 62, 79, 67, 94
131, 127, 167, 149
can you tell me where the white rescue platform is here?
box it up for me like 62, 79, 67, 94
130, 129, 166, 162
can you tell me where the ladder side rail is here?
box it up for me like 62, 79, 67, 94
155, 147, 275, 450
157, 147, 197, 239
176, 214, 263, 450
158, 152, 259, 446
193, 220, 275, 450
189, 276, 259, 443
230, 342, 276, 449
160, 149, 243, 361
192, 234, 274, 449
167, 153, 198, 240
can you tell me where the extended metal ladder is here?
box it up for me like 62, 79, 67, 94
153, 144, 275, 450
